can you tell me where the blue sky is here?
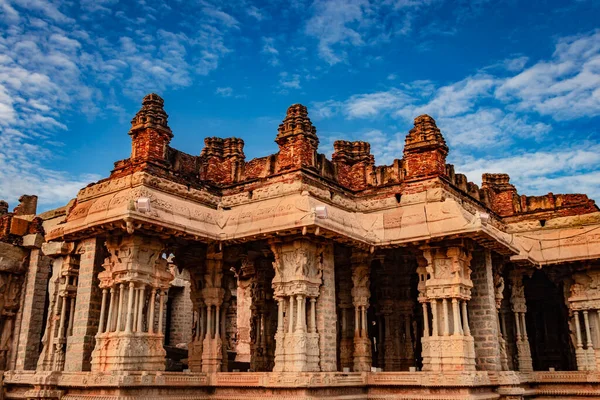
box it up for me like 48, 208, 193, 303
1, 0, 600, 211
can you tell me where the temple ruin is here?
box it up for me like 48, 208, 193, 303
1, 93, 600, 399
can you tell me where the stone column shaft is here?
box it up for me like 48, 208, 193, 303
148, 289, 156, 334
452, 298, 461, 336
442, 299, 450, 336
98, 289, 108, 334
462, 301, 470, 336
125, 282, 135, 333
575, 311, 583, 348
137, 286, 145, 333
422, 303, 430, 337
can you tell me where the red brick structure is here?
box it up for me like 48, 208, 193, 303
2, 94, 600, 400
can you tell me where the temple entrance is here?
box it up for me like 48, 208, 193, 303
369, 251, 421, 371
524, 270, 576, 371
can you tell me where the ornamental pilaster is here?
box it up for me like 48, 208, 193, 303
568, 269, 600, 371
270, 238, 322, 372
509, 270, 533, 372
91, 235, 173, 372
419, 241, 475, 371
201, 246, 225, 372
36, 242, 75, 372
350, 249, 371, 372
493, 263, 509, 371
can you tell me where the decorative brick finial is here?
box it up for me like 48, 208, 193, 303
404, 115, 448, 154
403, 115, 449, 181
275, 104, 319, 172
276, 104, 318, 142
129, 93, 172, 138
128, 93, 173, 163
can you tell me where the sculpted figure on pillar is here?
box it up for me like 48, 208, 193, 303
91, 235, 173, 372
270, 238, 322, 372
419, 240, 475, 372
351, 250, 371, 372
509, 270, 533, 372
493, 262, 509, 371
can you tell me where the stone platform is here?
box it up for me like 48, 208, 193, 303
5, 371, 600, 400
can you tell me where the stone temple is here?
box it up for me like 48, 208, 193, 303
1, 93, 600, 400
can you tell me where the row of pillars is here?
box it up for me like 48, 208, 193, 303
97, 283, 166, 335
573, 309, 598, 371
276, 295, 317, 334
422, 298, 470, 337
192, 304, 224, 342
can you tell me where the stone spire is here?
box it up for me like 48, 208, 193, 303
403, 115, 449, 181
129, 93, 172, 138
275, 104, 319, 172
128, 93, 173, 163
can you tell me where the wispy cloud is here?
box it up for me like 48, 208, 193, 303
261, 36, 280, 66
0, 0, 238, 208
496, 30, 600, 120
279, 72, 301, 89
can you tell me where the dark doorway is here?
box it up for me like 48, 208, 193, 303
524, 270, 576, 371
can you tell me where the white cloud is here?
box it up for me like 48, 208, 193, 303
312, 89, 413, 119
303, 0, 469, 65
346, 89, 413, 118
496, 30, 600, 120
304, 0, 367, 65
279, 72, 301, 89
247, 6, 265, 20
0, 0, 238, 209
456, 144, 600, 202
395, 75, 497, 120
215, 86, 233, 97
261, 37, 280, 66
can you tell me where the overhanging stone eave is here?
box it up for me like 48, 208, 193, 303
373, 223, 520, 255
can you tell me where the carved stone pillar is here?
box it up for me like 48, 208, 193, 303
64, 238, 104, 372
418, 241, 476, 371
493, 266, 509, 371
249, 257, 276, 372
37, 242, 73, 371
174, 246, 207, 373
351, 250, 371, 372
510, 271, 533, 372
336, 248, 353, 371
398, 300, 415, 371
397, 258, 416, 371
91, 235, 173, 372
568, 270, 600, 371
52, 251, 79, 372
271, 238, 323, 372
201, 247, 225, 372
